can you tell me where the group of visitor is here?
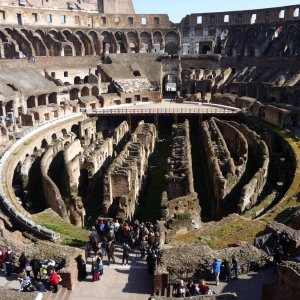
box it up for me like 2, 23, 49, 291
0, 247, 63, 294
80, 218, 162, 281
272, 230, 290, 273
172, 255, 240, 298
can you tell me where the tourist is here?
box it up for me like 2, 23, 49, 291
122, 242, 131, 265
273, 246, 284, 273
5, 247, 15, 277
146, 250, 157, 275
1, 248, 7, 273
18, 252, 27, 273
97, 257, 104, 275
19, 275, 33, 292
199, 280, 211, 295
232, 255, 240, 279
107, 240, 115, 265
113, 219, 120, 241
173, 279, 186, 298
24, 259, 32, 277
211, 258, 221, 286
140, 237, 148, 258
75, 254, 87, 281
91, 258, 100, 282
48, 269, 61, 293
30, 256, 41, 281
186, 279, 197, 296
222, 258, 231, 282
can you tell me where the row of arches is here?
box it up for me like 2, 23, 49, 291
0, 27, 180, 58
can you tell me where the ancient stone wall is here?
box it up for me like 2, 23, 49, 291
166, 121, 194, 200
262, 261, 300, 300
103, 121, 157, 221
201, 118, 248, 218
230, 122, 269, 213
40, 141, 69, 221
161, 121, 201, 240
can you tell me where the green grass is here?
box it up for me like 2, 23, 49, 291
32, 209, 88, 248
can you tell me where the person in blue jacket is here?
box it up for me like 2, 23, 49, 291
211, 258, 222, 286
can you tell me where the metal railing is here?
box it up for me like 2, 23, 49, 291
84, 107, 240, 115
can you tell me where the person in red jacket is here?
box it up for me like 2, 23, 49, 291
48, 269, 60, 293
199, 280, 210, 295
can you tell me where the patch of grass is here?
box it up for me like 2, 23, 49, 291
32, 209, 88, 248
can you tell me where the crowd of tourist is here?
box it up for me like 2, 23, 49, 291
171, 255, 241, 297
78, 218, 162, 282
0, 247, 64, 294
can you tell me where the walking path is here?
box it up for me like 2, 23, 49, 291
69, 245, 153, 300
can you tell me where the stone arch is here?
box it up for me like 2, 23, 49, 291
115, 31, 127, 53
127, 31, 139, 53
51, 133, 57, 141
63, 45, 73, 56
70, 88, 79, 100
101, 31, 115, 54
41, 138, 48, 148
165, 31, 179, 54
34, 112, 39, 121
71, 124, 79, 136
32, 36, 47, 56
75, 30, 94, 55
81, 86, 89, 97
27, 96, 36, 109
5, 27, 34, 57
74, 76, 82, 84
91, 86, 99, 97
5, 100, 13, 115
2, 42, 16, 58
48, 93, 57, 104
83, 75, 89, 84
140, 31, 151, 53
62, 128, 67, 137
88, 31, 101, 55
63, 29, 83, 56
38, 94, 47, 106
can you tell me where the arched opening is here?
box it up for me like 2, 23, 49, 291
38, 94, 47, 106
165, 31, 179, 54
71, 124, 79, 136
115, 31, 126, 53
5, 100, 13, 116
163, 74, 177, 98
133, 70, 141, 77
48, 93, 57, 104
83, 75, 89, 84
51, 133, 57, 141
62, 128, 67, 137
27, 96, 36, 109
140, 32, 151, 53
81, 86, 89, 97
33, 112, 39, 121
63, 45, 73, 56
153, 31, 163, 53
91, 86, 99, 97
74, 76, 82, 84
41, 139, 48, 148
70, 88, 79, 100
12, 161, 24, 205
202, 45, 211, 54
3, 43, 15, 59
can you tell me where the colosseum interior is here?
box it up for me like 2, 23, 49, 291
0, 0, 299, 299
